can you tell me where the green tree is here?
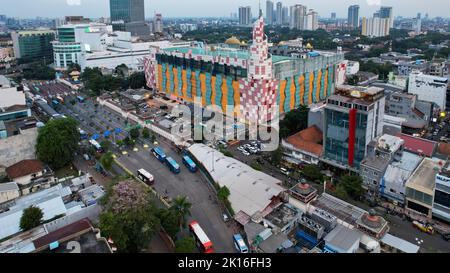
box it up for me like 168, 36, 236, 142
100, 140, 112, 152
334, 184, 349, 201
99, 180, 159, 253
115, 64, 129, 78
175, 236, 196, 253
23, 63, 56, 80
156, 208, 180, 239
130, 128, 140, 139
217, 186, 230, 202
128, 72, 146, 89
271, 146, 284, 166
170, 196, 192, 230
250, 162, 263, 171
279, 105, 309, 138
123, 136, 133, 146
150, 133, 156, 143
36, 117, 79, 169
338, 174, 365, 200
67, 63, 81, 72
302, 164, 323, 182
142, 127, 150, 139
100, 152, 115, 171
20, 206, 43, 231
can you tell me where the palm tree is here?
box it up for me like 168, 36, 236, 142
170, 196, 192, 230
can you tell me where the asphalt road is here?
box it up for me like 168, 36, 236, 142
59, 97, 237, 253
386, 214, 450, 253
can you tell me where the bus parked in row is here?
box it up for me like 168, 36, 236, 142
233, 234, 249, 253
165, 157, 180, 174
182, 155, 197, 172
151, 147, 166, 162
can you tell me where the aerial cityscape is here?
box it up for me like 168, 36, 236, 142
1, 0, 450, 260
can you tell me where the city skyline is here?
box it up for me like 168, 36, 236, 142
2, 0, 450, 19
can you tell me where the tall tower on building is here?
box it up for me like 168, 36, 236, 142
282, 7, 289, 25
110, 0, 149, 36
240, 17, 278, 124
154, 13, 163, 33
266, 1, 274, 25
347, 5, 360, 28
306, 9, 319, 31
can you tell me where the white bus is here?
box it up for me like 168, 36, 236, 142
137, 169, 154, 185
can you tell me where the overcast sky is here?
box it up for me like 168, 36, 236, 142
2, 0, 450, 19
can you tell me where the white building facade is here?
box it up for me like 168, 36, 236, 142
408, 71, 448, 110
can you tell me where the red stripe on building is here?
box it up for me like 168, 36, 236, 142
348, 108, 357, 167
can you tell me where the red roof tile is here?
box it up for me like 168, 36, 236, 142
5, 159, 44, 179
396, 133, 436, 157
285, 126, 323, 156
438, 143, 450, 156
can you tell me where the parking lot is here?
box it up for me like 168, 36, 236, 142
56, 96, 236, 253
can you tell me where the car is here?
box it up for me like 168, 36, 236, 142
242, 151, 250, 156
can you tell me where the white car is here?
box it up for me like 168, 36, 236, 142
242, 151, 250, 156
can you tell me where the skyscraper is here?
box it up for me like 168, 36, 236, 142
154, 13, 163, 33
266, 1, 274, 25
282, 7, 289, 25
306, 9, 319, 31
239, 6, 252, 26
290, 4, 307, 30
276, 2, 283, 25
110, 0, 149, 36
331, 12, 337, 20
347, 5, 360, 28
379, 6, 393, 28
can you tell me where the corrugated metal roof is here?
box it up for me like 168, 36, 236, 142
187, 144, 284, 218
0, 182, 19, 193
381, 233, 419, 253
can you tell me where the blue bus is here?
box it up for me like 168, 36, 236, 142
77, 96, 85, 103
165, 157, 180, 174
151, 147, 166, 162
233, 234, 249, 253
182, 155, 197, 172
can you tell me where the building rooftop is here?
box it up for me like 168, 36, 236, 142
396, 133, 437, 157
361, 155, 390, 171
284, 125, 323, 156
312, 193, 366, 226
380, 233, 420, 253
187, 144, 285, 219
289, 182, 317, 198
330, 85, 385, 106
324, 224, 362, 252
258, 232, 289, 253
0, 182, 19, 193
5, 159, 44, 179
406, 158, 443, 193
264, 203, 300, 230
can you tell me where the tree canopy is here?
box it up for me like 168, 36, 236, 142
100, 152, 115, 171
170, 196, 192, 230
302, 164, 323, 182
20, 206, 43, 231
36, 117, 79, 169
99, 180, 159, 253
336, 174, 365, 200
23, 63, 56, 80
129, 128, 140, 139
217, 186, 230, 202
175, 236, 196, 253
279, 105, 309, 138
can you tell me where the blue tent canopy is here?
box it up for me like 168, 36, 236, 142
114, 128, 122, 134
92, 134, 100, 140
104, 131, 111, 137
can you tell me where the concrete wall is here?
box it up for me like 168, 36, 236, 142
0, 189, 20, 204
0, 128, 38, 169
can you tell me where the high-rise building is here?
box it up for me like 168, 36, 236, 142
276, 2, 283, 25
154, 13, 163, 33
306, 9, 319, 31
323, 86, 386, 170
11, 30, 55, 63
109, 0, 149, 36
331, 12, 336, 20
361, 12, 391, 38
239, 6, 252, 26
266, 1, 274, 25
347, 5, 360, 28
378, 6, 393, 28
412, 15, 422, 35
290, 4, 307, 30
282, 7, 289, 25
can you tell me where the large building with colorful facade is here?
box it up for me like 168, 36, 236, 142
144, 17, 346, 123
